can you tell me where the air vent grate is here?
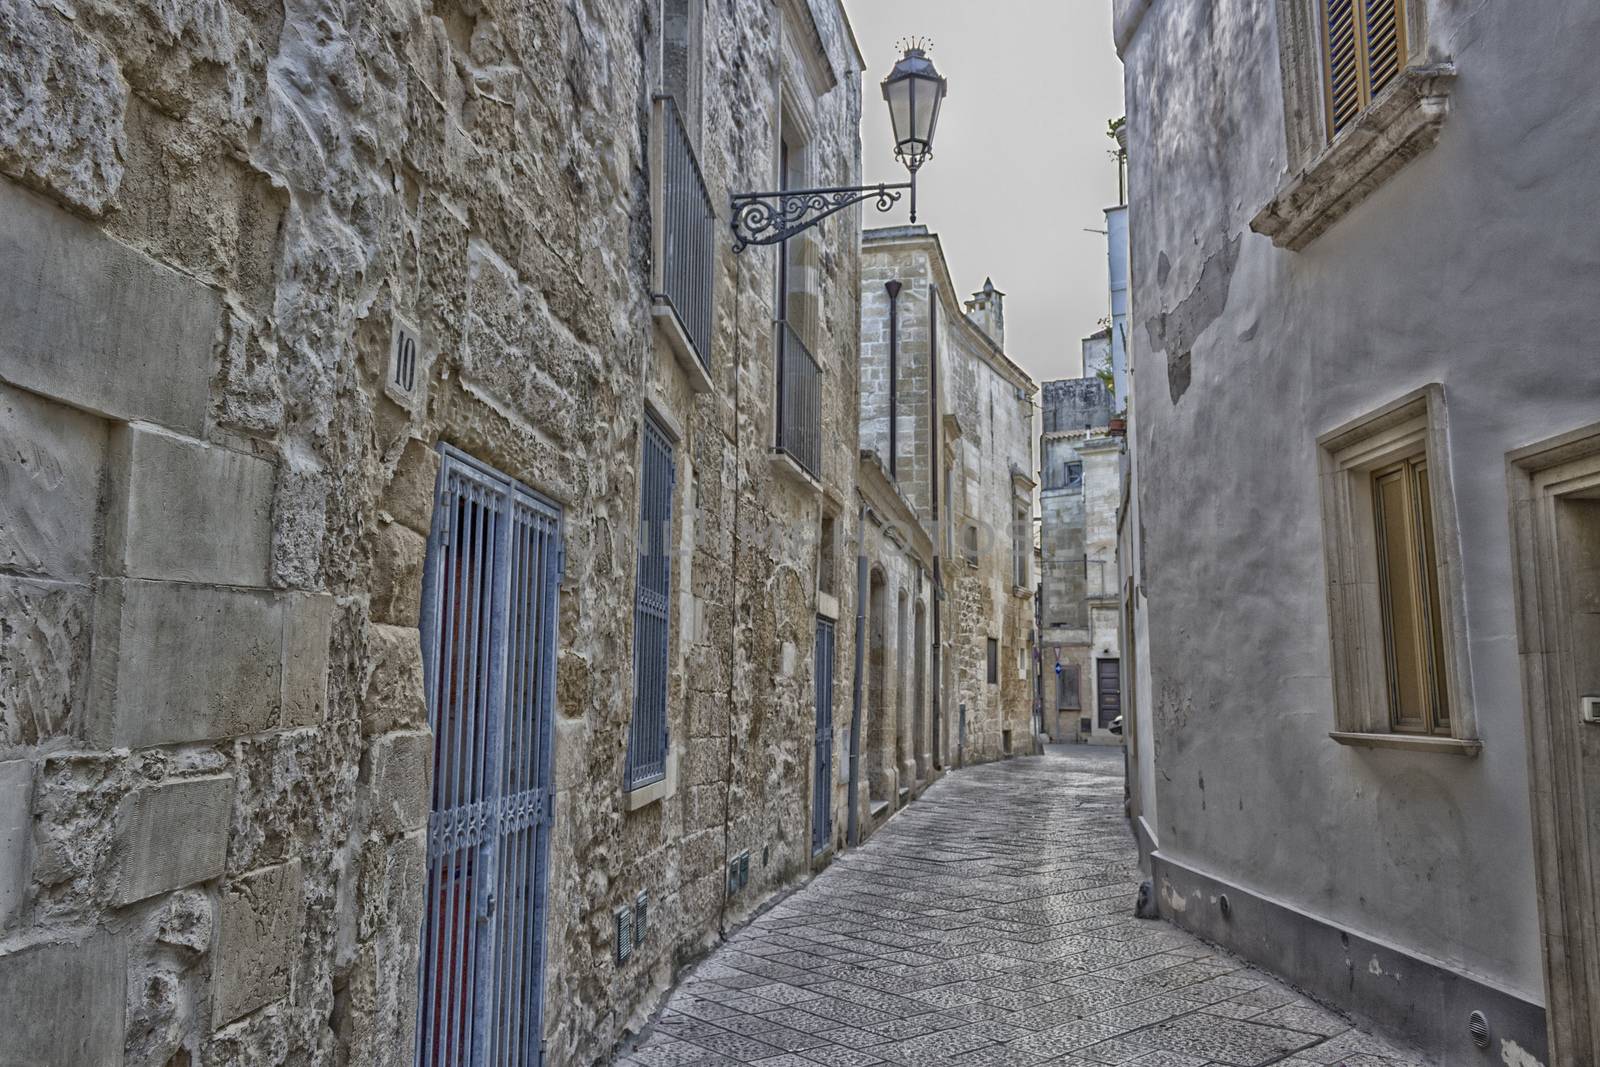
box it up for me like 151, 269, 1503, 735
1468, 1010, 1490, 1049
634, 892, 649, 947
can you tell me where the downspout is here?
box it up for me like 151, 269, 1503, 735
885, 280, 901, 477
846, 503, 866, 847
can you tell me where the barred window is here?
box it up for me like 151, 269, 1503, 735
628, 414, 675, 789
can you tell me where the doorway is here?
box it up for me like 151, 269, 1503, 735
1508, 424, 1600, 1065
1096, 658, 1122, 730
812, 616, 835, 855
418, 446, 562, 1067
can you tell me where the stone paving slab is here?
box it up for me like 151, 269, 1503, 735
616, 747, 1426, 1067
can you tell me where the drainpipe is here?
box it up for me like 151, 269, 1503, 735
846, 503, 867, 847
885, 280, 902, 477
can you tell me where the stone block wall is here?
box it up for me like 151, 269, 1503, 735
0, 1, 863, 1065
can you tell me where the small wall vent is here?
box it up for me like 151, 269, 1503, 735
738, 851, 750, 889
1468, 1010, 1490, 1049
634, 892, 649, 947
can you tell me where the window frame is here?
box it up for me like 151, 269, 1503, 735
1057, 664, 1081, 711
1316, 384, 1480, 754
986, 637, 999, 686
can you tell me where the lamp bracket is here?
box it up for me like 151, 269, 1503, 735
731, 180, 914, 253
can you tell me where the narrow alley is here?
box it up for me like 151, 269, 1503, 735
621, 749, 1423, 1067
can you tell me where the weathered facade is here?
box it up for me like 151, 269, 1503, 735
1116, 0, 1600, 1062
859, 227, 1038, 770
0, 0, 879, 1064
1038, 375, 1121, 744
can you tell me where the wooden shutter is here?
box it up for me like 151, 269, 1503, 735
1322, 0, 1408, 138
1364, 0, 1406, 97
1372, 456, 1449, 735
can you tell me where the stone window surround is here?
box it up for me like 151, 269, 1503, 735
1253, 0, 1455, 251
1316, 384, 1480, 755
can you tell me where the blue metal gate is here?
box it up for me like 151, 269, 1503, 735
813, 616, 835, 855
418, 445, 562, 1067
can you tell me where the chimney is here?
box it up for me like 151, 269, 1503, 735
964, 277, 1005, 349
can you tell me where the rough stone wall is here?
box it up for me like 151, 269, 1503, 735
0, 1, 864, 1065
1042, 378, 1112, 436
1120, 0, 1600, 1045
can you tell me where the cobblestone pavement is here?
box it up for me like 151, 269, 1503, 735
617, 745, 1427, 1067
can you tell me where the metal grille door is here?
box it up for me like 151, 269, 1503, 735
812, 617, 835, 855
418, 445, 562, 1067
627, 415, 674, 789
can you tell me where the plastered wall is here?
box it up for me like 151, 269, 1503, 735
1120, 0, 1600, 1019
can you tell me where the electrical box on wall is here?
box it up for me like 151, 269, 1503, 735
1582, 696, 1600, 725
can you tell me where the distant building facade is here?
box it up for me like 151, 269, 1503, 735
860, 228, 1039, 772
1039, 377, 1122, 743
1116, 0, 1600, 1062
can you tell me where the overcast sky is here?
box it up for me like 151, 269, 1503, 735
841, 1, 1126, 388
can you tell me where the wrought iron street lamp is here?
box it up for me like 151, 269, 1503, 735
731, 43, 948, 253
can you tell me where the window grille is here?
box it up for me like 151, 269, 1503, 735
775, 321, 821, 478
652, 95, 715, 368
418, 445, 563, 1067
1323, 0, 1407, 137
628, 414, 675, 789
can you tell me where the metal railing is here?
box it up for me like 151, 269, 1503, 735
775, 321, 821, 479
653, 95, 715, 370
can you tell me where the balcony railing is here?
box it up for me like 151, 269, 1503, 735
651, 95, 715, 374
775, 321, 821, 480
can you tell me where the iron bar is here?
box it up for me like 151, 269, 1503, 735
775, 322, 822, 479
653, 96, 715, 368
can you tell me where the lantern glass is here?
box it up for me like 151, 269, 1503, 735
881, 47, 946, 168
